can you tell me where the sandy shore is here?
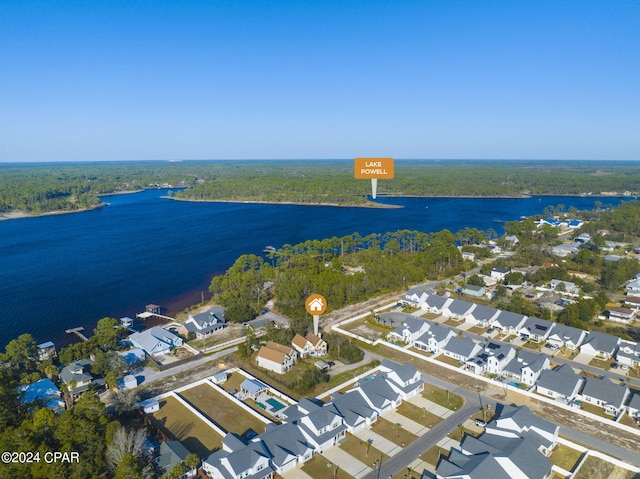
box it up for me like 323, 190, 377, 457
0, 203, 106, 221
164, 196, 403, 209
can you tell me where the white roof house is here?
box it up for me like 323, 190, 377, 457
129, 327, 183, 357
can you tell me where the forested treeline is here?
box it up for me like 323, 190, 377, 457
210, 229, 464, 322
4, 160, 640, 215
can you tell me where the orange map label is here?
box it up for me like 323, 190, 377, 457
354, 158, 395, 179
305, 294, 327, 316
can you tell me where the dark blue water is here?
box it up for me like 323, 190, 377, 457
0, 190, 625, 348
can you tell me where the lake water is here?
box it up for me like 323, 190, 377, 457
0, 190, 625, 348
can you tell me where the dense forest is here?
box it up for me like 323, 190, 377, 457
209, 229, 465, 322
3, 160, 640, 215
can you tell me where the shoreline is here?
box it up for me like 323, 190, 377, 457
164, 196, 404, 209
1, 189, 629, 222
0, 203, 107, 222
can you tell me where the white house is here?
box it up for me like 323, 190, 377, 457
179, 307, 226, 339
414, 324, 456, 355
129, 327, 183, 358
465, 342, 516, 375
550, 279, 580, 295
580, 377, 630, 416
442, 299, 475, 321
546, 324, 587, 350
536, 365, 584, 404
606, 307, 635, 324
579, 331, 619, 360
491, 267, 510, 282
256, 342, 297, 374
492, 311, 527, 335
442, 336, 483, 363
291, 333, 327, 358
518, 317, 554, 343
421, 293, 451, 314
464, 304, 500, 327
625, 278, 640, 296
616, 340, 640, 368
387, 317, 430, 345
502, 350, 550, 387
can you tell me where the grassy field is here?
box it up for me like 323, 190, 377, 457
434, 354, 462, 367
339, 433, 389, 468
423, 384, 464, 410
395, 402, 443, 428
302, 453, 354, 479
149, 395, 222, 457
574, 456, 638, 479
549, 444, 584, 473
179, 383, 269, 437
370, 417, 418, 447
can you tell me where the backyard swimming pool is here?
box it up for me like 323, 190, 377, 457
266, 398, 285, 411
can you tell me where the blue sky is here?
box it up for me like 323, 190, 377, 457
1, 0, 639, 161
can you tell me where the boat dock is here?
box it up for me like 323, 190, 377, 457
65, 327, 89, 342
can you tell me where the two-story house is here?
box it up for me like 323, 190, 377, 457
256, 342, 297, 374
291, 333, 327, 358
179, 307, 227, 339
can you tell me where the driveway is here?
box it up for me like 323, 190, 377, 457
407, 395, 454, 419
322, 447, 371, 479
573, 351, 594, 365
384, 410, 430, 436
352, 428, 403, 456
281, 467, 314, 479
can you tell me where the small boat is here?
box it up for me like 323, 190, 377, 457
263, 246, 277, 253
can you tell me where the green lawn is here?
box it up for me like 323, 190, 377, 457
580, 402, 615, 420
420, 445, 446, 466
423, 385, 464, 410
301, 453, 354, 479
180, 384, 269, 436
434, 354, 462, 367
149, 396, 222, 457
574, 456, 637, 479
370, 417, 418, 447
549, 444, 584, 472
339, 433, 389, 468
395, 402, 443, 428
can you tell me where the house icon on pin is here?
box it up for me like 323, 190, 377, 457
305, 294, 327, 315
309, 298, 324, 312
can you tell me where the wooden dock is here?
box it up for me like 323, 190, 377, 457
65, 327, 89, 342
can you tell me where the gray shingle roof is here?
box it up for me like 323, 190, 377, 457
157, 441, 189, 473
548, 324, 586, 346
582, 376, 629, 407
470, 304, 500, 322
425, 294, 449, 309
495, 310, 526, 329
444, 336, 481, 357
536, 365, 583, 397
447, 299, 475, 315
582, 331, 620, 354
